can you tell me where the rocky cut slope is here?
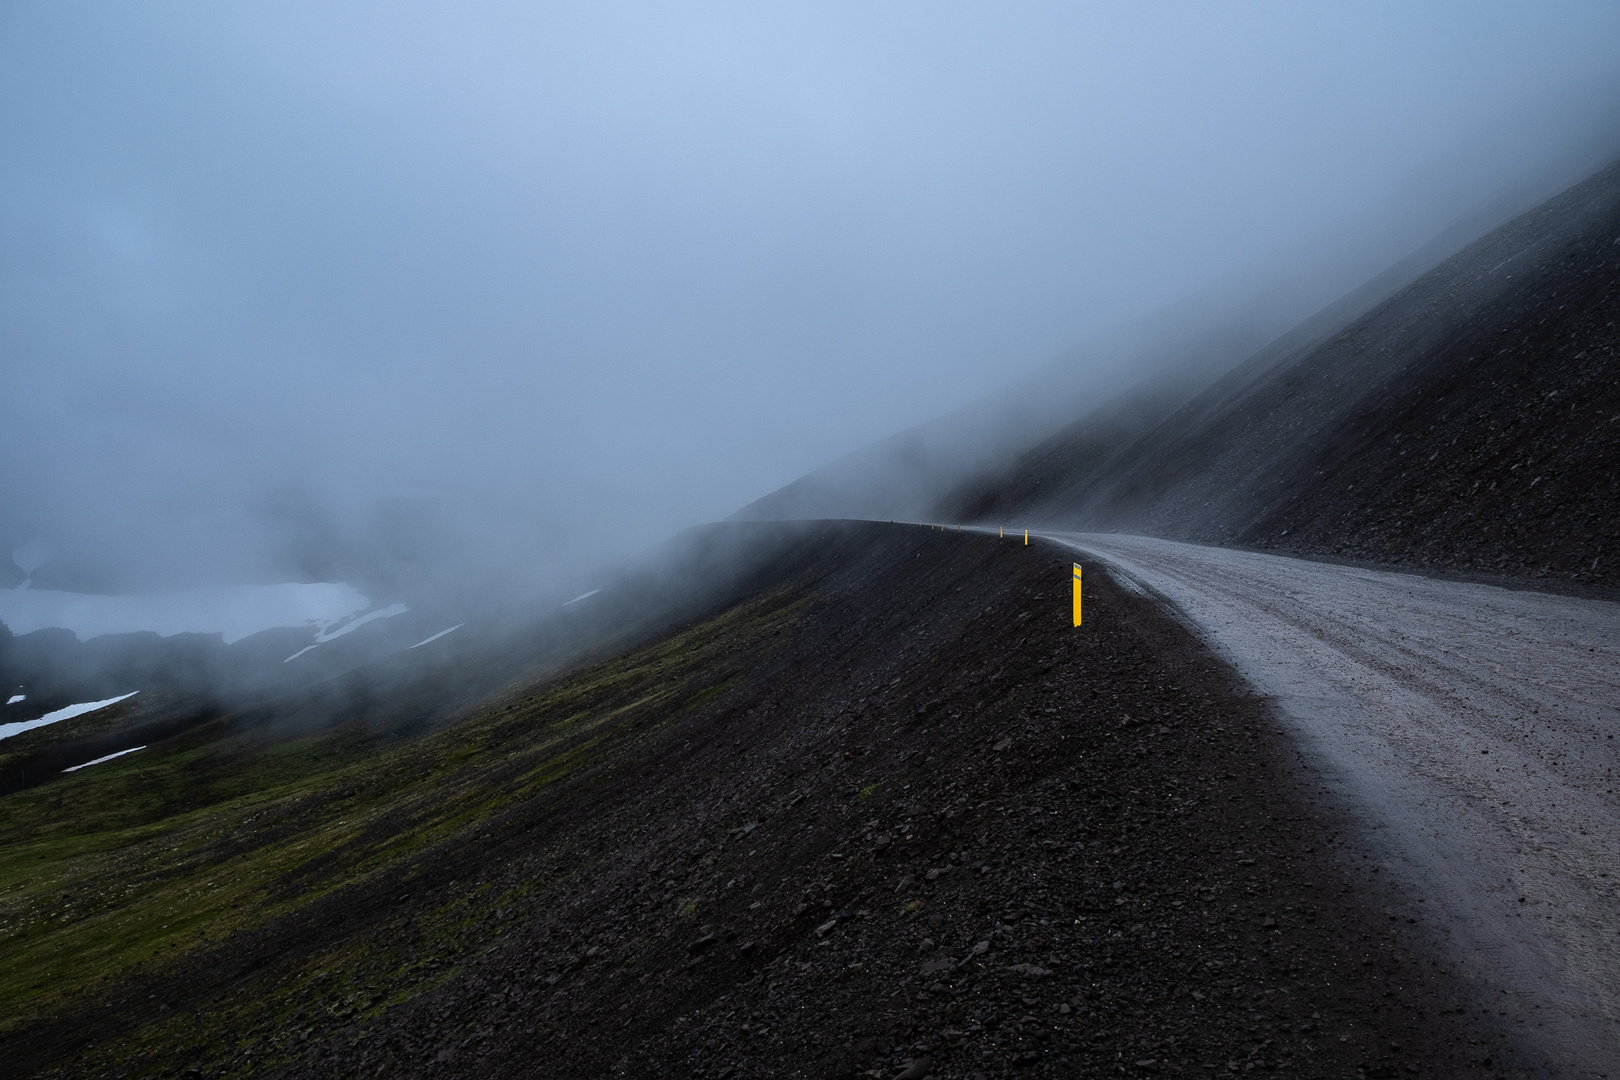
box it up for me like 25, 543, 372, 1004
937, 156, 1620, 590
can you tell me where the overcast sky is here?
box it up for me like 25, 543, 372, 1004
3, 2, 1618, 599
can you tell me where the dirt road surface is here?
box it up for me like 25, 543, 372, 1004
1047, 532, 1620, 1076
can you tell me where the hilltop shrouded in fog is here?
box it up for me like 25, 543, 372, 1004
3, 2, 1619, 613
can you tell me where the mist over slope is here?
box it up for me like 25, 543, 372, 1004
737, 142, 1620, 560
728, 324, 1237, 525
732, 305, 1406, 527
0, 520, 841, 794
925, 156, 1620, 589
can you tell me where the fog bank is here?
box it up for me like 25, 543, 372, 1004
3, 2, 1617, 610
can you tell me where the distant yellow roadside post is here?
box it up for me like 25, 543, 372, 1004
1000, 526, 1004, 537
1024, 529, 1028, 546
1073, 563, 1082, 626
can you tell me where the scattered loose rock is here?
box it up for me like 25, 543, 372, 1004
27, 527, 1532, 1080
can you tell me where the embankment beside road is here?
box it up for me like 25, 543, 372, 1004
3, 524, 1528, 1079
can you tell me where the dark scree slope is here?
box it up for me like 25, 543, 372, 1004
937, 156, 1620, 590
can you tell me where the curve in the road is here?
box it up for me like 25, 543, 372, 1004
1045, 532, 1620, 1075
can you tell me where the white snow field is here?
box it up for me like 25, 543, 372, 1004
0, 582, 372, 644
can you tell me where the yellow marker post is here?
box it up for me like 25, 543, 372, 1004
999, 525, 1004, 537
1024, 529, 1028, 546
1072, 563, 1082, 626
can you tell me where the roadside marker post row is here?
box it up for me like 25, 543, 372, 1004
913, 521, 1083, 629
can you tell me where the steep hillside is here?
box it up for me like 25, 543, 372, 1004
731, 313, 1311, 526
938, 156, 1620, 589
2, 524, 1528, 1080
0, 521, 853, 798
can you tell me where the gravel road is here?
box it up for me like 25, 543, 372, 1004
1047, 532, 1620, 1075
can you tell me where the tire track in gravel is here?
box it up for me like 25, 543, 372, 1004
1042, 532, 1620, 1077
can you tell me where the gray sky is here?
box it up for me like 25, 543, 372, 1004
3, 2, 1618, 599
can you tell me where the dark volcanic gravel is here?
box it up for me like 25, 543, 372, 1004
220, 525, 1525, 1080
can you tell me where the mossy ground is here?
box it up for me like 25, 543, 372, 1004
1, 577, 807, 1078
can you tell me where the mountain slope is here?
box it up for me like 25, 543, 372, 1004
938, 156, 1620, 588
1, 524, 1529, 1079
731, 309, 1328, 526
0, 520, 861, 797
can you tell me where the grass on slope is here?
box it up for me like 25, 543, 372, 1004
0, 585, 805, 1073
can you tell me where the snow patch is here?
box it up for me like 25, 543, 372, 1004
0, 691, 139, 742
409, 624, 464, 649
63, 746, 146, 772
6, 694, 23, 705
563, 589, 601, 607
284, 602, 410, 662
